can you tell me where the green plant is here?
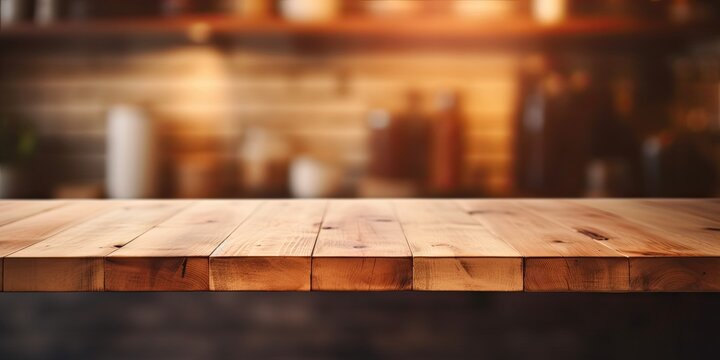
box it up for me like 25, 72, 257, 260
0, 117, 36, 165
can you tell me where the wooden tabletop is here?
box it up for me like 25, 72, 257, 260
0, 199, 718, 292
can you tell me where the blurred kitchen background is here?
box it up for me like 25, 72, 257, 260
1, 0, 720, 199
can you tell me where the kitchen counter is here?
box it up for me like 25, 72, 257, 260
0, 199, 718, 292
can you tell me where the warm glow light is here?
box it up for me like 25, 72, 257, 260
532, 0, 567, 24
187, 22, 212, 43
453, 0, 515, 19
279, 0, 340, 22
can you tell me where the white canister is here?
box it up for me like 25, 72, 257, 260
0, 165, 18, 198
237, 127, 290, 196
0, 0, 26, 27
279, 0, 340, 22
106, 105, 157, 199
289, 155, 342, 198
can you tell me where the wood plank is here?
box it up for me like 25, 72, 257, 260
576, 199, 720, 247
0, 201, 56, 291
576, 199, 720, 291
0, 201, 108, 292
458, 200, 629, 292
210, 200, 325, 291
0, 201, 66, 227
106, 201, 261, 291
312, 200, 412, 291
639, 200, 720, 225
394, 200, 522, 291
520, 200, 720, 257
0, 201, 111, 257
630, 257, 720, 291
4, 201, 189, 291
520, 200, 720, 292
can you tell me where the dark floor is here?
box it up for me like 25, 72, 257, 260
0, 292, 718, 359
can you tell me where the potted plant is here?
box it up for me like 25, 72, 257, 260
0, 117, 36, 198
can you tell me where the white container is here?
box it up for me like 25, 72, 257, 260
237, 127, 290, 196
0, 0, 26, 27
290, 155, 342, 198
0, 165, 18, 198
279, 0, 340, 22
106, 105, 157, 199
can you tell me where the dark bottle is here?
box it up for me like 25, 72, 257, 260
543, 66, 595, 197
652, 56, 720, 196
643, 130, 718, 197
427, 90, 464, 196
367, 90, 430, 183
513, 55, 548, 196
587, 68, 643, 197
515, 55, 608, 197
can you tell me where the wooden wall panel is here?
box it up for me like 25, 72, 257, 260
1, 48, 517, 196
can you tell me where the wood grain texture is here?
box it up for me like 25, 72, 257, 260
107, 201, 260, 291
523, 200, 720, 292
106, 257, 209, 291
210, 200, 325, 291
0, 201, 65, 227
630, 257, 720, 292
394, 200, 522, 291
524, 258, 629, 292
640, 200, 720, 224
312, 257, 412, 291
0, 199, 718, 292
211, 257, 311, 291
576, 199, 720, 249
0, 201, 98, 291
4, 201, 188, 292
4, 258, 104, 292
0, 201, 111, 257
575, 199, 720, 291
459, 200, 629, 291
520, 200, 720, 256
414, 257, 522, 291
312, 200, 411, 291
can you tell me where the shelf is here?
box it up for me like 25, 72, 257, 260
0, 15, 711, 44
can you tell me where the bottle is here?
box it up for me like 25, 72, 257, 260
428, 90, 463, 196
364, 91, 430, 197
162, 0, 193, 17
35, 0, 58, 26
513, 55, 548, 196
367, 90, 429, 181
67, 0, 91, 21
